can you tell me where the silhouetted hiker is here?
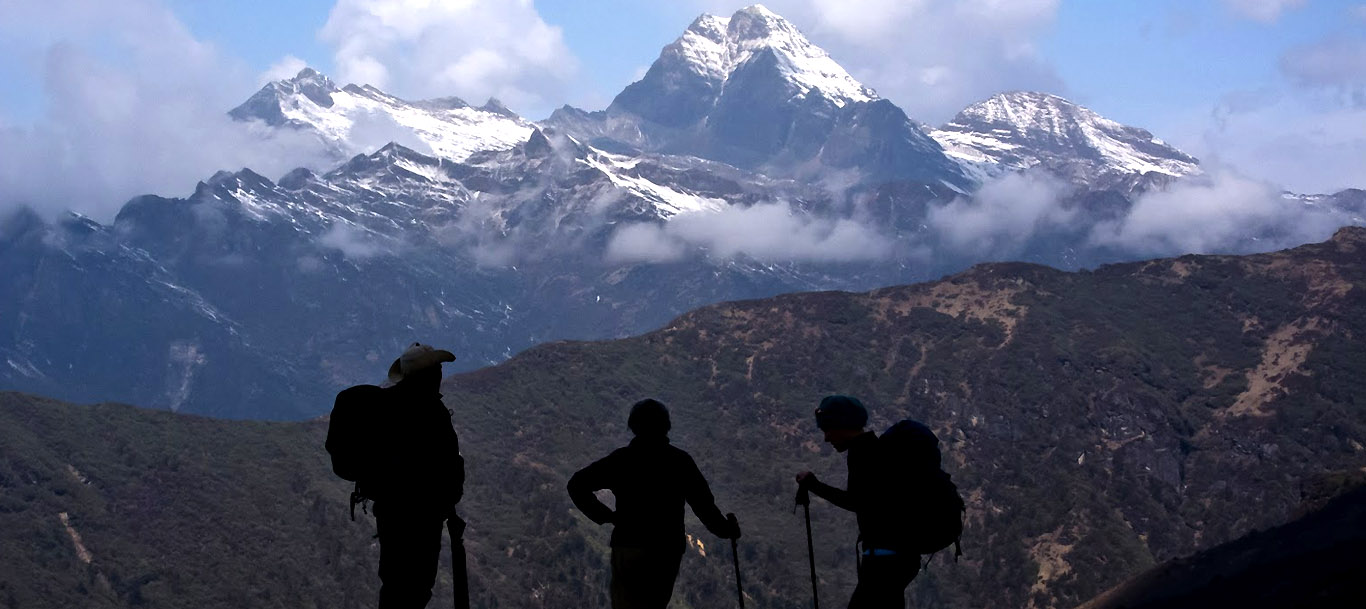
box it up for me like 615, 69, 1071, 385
795, 395, 958, 609
567, 399, 742, 609
330, 343, 466, 609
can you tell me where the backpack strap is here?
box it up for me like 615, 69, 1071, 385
349, 482, 370, 522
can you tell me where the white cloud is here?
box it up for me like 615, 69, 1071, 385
1280, 36, 1366, 103
1165, 77, 1366, 194
319, 0, 578, 117
925, 172, 1073, 257
605, 201, 894, 263
318, 223, 385, 259
1089, 169, 1344, 255
690, 0, 1063, 123
0, 0, 335, 222
1220, 0, 1307, 23
606, 223, 689, 263
259, 55, 309, 86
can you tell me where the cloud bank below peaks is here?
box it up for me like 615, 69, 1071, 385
1089, 168, 1347, 256
605, 201, 894, 264
926, 172, 1075, 259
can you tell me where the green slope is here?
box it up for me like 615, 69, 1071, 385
0, 394, 393, 608
3, 227, 1365, 609
1077, 477, 1366, 609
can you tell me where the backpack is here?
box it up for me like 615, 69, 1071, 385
879, 419, 965, 558
325, 384, 385, 483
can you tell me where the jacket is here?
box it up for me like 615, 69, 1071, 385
567, 436, 733, 552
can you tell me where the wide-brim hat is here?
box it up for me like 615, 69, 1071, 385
387, 342, 456, 384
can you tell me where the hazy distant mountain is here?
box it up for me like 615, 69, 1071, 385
4, 228, 1363, 608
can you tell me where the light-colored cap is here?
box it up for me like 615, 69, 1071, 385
387, 342, 456, 384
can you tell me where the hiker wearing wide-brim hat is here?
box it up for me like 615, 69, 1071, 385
369, 342, 466, 609
386, 342, 457, 385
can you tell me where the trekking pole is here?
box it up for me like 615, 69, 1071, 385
448, 513, 469, 609
795, 485, 819, 609
727, 513, 744, 609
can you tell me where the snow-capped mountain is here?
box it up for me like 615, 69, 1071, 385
931, 91, 1200, 186
547, 5, 971, 189
230, 68, 534, 163
5, 5, 1359, 420
612, 4, 875, 124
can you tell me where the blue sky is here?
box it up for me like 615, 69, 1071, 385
1, 0, 1364, 214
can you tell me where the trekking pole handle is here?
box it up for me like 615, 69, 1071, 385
794, 484, 810, 513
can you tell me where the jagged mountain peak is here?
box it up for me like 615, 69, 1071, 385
566, 3, 973, 187
931, 90, 1200, 181
285, 67, 334, 88
662, 4, 875, 105
952, 91, 1132, 138
229, 68, 535, 164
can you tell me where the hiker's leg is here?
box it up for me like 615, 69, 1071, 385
611, 547, 682, 609
377, 504, 444, 609
644, 548, 682, 608
848, 553, 919, 609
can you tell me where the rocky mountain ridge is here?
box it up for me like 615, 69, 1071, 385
2, 5, 1361, 419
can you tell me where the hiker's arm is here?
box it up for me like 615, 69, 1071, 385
445, 414, 465, 505
566, 457, 616, 525
797, 472, 858, 512
451, 449, 465, 505
684, 455, 739, 539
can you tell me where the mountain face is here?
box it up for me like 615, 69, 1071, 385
230, 68, 535, 163
5, 229, 1364, 609
546, 5, 972, 188
3, 5, 1359, 419
0, 209, 315, 418
931, 92, 1201, 188
1, 132, 897, 418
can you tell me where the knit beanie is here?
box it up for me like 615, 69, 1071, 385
628, 399, 671, 436
814, 395, 868, 431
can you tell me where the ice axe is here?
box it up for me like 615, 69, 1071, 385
727, 513, 745, 608
794, 484, 819, 609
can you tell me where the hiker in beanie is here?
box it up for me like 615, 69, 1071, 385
567, 399, 741, 609
796, 395, 919, 609
370, 343, 465, 609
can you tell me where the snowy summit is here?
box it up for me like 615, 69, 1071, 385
930, 91, 1200, 180
230, 68, 535, 163
667, 4, 876, 107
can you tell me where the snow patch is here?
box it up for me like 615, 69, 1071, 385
669, 6, 876, 106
